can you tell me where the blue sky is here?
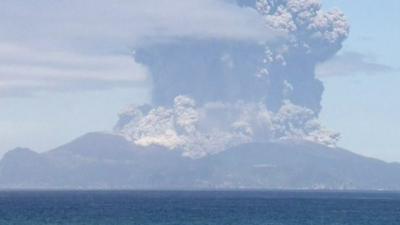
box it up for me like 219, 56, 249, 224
320, 0, 400, 161
0, 0, 399, 162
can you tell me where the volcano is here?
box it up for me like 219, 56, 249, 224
1, 132, 400, 190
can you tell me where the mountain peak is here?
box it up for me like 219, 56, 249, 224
3, 147, 38, 160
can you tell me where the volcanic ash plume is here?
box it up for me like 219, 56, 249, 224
115, 0, 348, 158
256, 0, 349, 113
116, 96, 339, 158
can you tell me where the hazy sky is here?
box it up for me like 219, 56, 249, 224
0, 0, 399, 162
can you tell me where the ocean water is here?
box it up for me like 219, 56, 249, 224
0, 191, 399, 225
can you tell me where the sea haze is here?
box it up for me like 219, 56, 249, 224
0, 191, 400, 225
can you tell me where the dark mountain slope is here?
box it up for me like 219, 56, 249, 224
201, 142, 400, 189
1, 132, 399, 190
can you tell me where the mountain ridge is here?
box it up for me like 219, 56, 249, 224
1, 132, 400, 190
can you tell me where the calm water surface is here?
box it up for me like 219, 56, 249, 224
0, 191, 399, 225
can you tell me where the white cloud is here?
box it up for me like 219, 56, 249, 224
0, 43, 149, 96
0, 0, 274, 50
0, 0, 276, 96
0, 0, 274, 45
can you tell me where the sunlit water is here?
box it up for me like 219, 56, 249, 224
0, 191, 399, 225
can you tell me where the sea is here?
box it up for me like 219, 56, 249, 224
0, 190, 399, 225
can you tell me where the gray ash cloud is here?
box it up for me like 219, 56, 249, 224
115, 0, 349, 157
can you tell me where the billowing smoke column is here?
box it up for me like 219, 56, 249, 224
115, 0, 349, 158
116, 96, 339, 158
255, 0, 349, 113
